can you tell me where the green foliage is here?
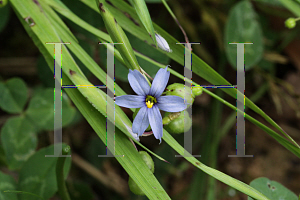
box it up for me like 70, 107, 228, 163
66, 181, 94, 200
128, 151, 155, 196
131, 0, 156, 45
0, 3, 10, 32
0, 171, 18, 200
279, 0, 300, 17
2, 0, 300, 199
96, 0, 140, 71
145, 0, 163, 3
224, 0, 264, 70
25, 89, 76, 130
254, 0, 282, 6
248, 177, 298, 200
0, 78, 28, 114
1, 116, 37, 170
0, 76, 76, 171
18, 144, 71, 200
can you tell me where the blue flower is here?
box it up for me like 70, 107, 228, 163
115, 66, 186, 143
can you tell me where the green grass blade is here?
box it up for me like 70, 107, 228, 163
279, 0, 300, 17
44, 0, 111, 42
131, 0, 156, 45
3, 190, 45, 200
95, 0, 140, 71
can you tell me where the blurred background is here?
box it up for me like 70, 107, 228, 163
0, 0, 300, 199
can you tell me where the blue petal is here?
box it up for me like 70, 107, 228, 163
149, 67, 170, 98
115, 95, 145, 108
132, 106, 149, 136
128, 69, 150, 96
148, 105, 163, 143
157, 95, 187, 112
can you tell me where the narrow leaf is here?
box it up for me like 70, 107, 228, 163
95, 0, 140, 71
131, 0, 156, 45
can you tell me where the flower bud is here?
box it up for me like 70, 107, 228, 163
192, 86, 203, 96
285, 18, 296, 29
164, 110, 192, 134
155, 33, 172, 52
166, 83, 194, 106
128, 151, 154, 195
0, 0, 8, 8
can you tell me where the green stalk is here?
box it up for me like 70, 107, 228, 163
131, 0, 156, 45
189, 54, 226, 200
56, 146, 71, 200
95, 0, 140, 71
161, 0, 191, 49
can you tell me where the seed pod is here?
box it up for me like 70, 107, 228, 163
128, 151, 154, 196
162, 112, 181, 125
128, 177, 144, 195
285, 18, 296, 29
166, 83, 194, 106
192, 86, 203, 97
139, 151, 155, 173
155, 33, 172, 53
164, 110, 192, 134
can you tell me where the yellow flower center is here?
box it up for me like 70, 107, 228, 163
146, 100, 154, 108
145, 95, 157, 109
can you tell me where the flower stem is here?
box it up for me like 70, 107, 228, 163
161, 0, 191, 50
129, 138, 138, 151
56, 146, 71, 200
